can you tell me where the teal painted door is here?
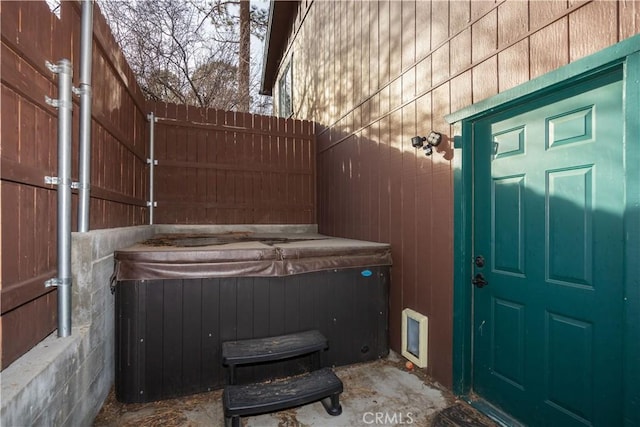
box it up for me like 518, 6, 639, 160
472, 69, 625, 426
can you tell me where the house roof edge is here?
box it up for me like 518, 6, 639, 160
260, 1, 297, 96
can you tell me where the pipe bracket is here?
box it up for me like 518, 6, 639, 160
45, 176, 59, 185
45, 60, 62, 74
146, 158, 158, 165
45, 96, 60, 108
45, 176, 75, 187
45, 277, 72, 288
45, 96, 72, 110
74, 182, 90, 190
146, 201, 158, 207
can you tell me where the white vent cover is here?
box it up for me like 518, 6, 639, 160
401, 308, 428, 368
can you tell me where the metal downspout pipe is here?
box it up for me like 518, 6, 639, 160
147, 113, 157, 225
45, 59, 73, 338
42, 1, 92, 337
78, 0, 93, 232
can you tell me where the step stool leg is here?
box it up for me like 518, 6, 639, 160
321, 393, 343, 416
228, 365, 236, 385
312, 351, 321, 370
225, 415, 240, 427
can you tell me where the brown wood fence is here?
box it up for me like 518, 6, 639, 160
149, 102, 316, 225
1, 1, 148, 369
1, 1, 316, 371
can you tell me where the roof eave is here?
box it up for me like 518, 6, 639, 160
259, 1, 297, 96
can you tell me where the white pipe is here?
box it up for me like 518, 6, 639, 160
147, 113, 156, 225
78, 0, 93, 232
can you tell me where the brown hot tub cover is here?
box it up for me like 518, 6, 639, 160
114, 233, 392, 281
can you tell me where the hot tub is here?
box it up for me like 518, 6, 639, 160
112, 231, 392, 403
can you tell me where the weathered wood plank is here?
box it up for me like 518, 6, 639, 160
472, 55, 498, 103
471, 8, 497, 63
530, 18, 569, 79
569, 1, 618, 62
497, 0, 529, 48
498, 39, 530, 92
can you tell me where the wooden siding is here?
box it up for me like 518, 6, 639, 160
1, 1, 148, 369
276, 0, 640, 388
148, 102, 316, 225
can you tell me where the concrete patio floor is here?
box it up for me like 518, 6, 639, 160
94, 352, 497, 427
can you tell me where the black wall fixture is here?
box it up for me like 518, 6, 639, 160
411, 131, 442, 156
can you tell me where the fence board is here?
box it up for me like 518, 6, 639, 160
151, 103, 315, 225
0, 43, 56, 117
1, 86, 20, 162
1, 0, 147, 369
1, 291, 57, 370
1, 0, 317, 370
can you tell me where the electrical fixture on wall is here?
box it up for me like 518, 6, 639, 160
411, 131, 442, 156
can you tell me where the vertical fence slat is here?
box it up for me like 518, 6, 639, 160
1, 86, 20, 162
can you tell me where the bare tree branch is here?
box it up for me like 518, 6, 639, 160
97, 0, 269, 113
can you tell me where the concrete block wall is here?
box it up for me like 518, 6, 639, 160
0, 224, 320, 425
0, 226, 154, 426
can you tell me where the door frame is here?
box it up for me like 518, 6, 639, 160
445, 33, 640, 425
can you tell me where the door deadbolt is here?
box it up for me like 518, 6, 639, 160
472, 273, 488, 288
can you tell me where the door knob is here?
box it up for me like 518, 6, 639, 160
472, 273, 488, 288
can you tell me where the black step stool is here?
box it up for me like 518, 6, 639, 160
221, 330, 343, 427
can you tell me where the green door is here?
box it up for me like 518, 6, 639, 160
472, 69, 625, 426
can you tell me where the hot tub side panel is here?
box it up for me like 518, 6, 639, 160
115, 266, 390, 403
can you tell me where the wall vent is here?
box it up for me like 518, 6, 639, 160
401, 308, 428, 368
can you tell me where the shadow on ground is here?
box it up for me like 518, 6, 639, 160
94, 353, 496, 427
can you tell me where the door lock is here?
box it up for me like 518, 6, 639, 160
472, 273, 488, 288
474, 255, 485, 268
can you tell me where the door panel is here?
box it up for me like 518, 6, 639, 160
493, 175, 526, 276
547, 166, 594, 287
473, 69, 624, 426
